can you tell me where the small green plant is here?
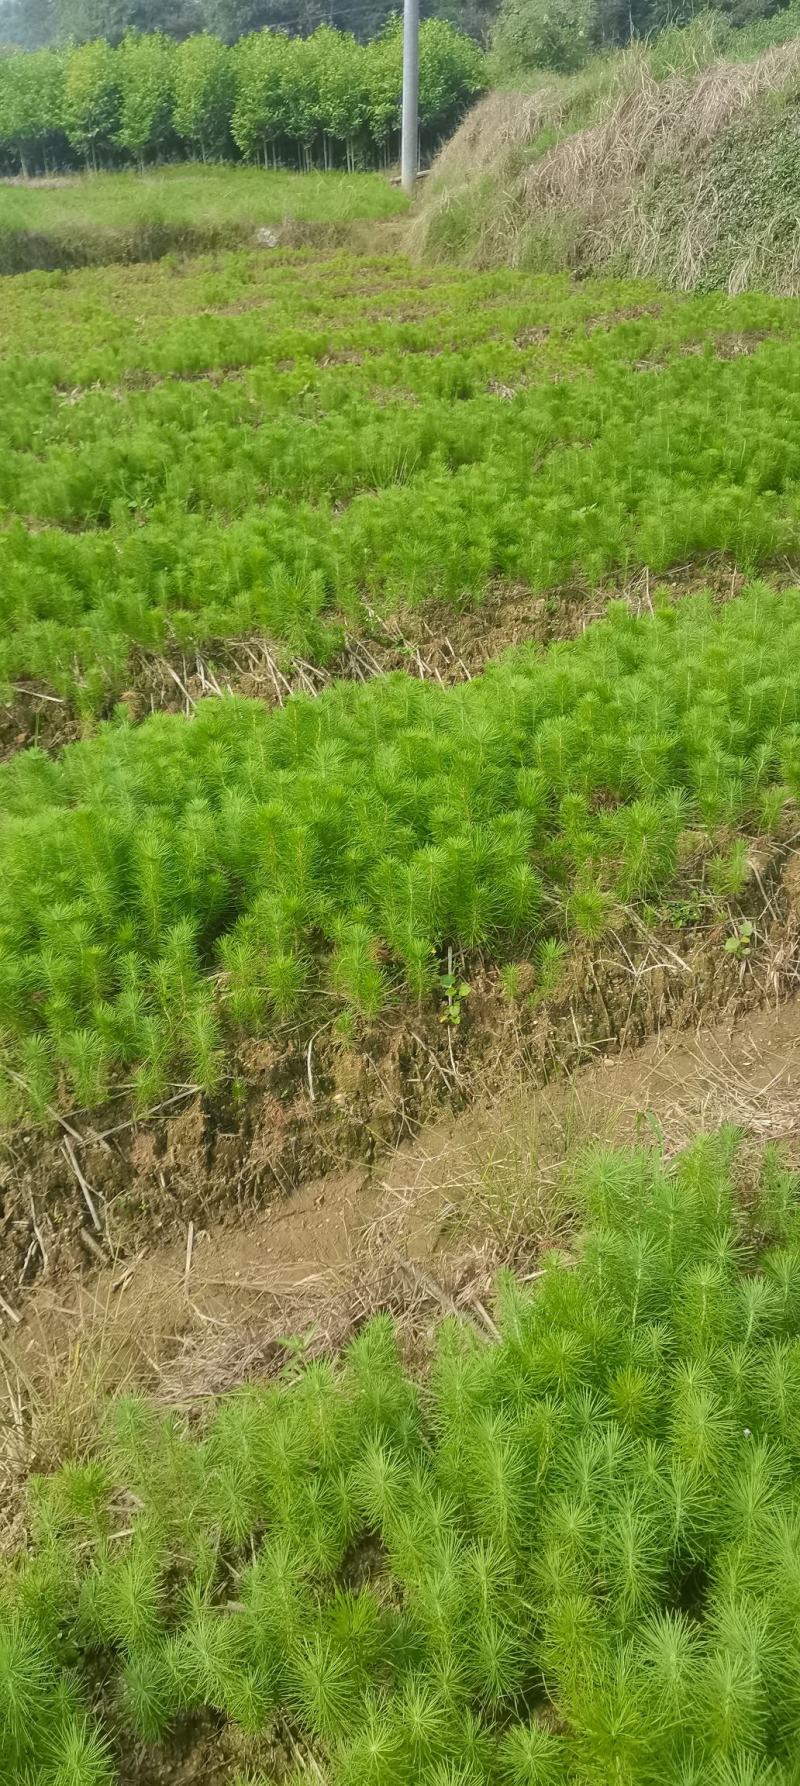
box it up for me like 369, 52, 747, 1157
438, 966, 471, 1026
724, 918, 755, 959
532, 938, 568, 1006
500, 961, 535, 1002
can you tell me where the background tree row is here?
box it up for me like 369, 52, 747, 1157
490, 0, 795, 77
0, 0, 500, 54
0, 19, 486, 175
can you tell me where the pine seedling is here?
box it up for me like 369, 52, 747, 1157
424, 1761, 484, 1786
607, 1364, 664, 1436
463, 1411, 528, 1549
720, 1441, 788, 1547
289, 1629, 365, 1744
292, 1360, 348, 1469
669, 1363, 737, 1478
93, 1533, 166, 1654
532, 937, 567, 1004
734, 1275, 783, 1346
205, 1451, 260, 1548
0, 1610, 51, 1764
60, 1027, 111, 1110
350, 1439, 411, 1536
121, 1642, 182, 1742
567, 882, 612, 939
637, 1607, 701, 1725
496, 1721, 568, 1786
183, 993, 222, 1091
601, 1484, 669, 1626
265, 949, 308, 1020
43, 1710, 114, 1786
17, 1032, 57, 1123
672, 1260, 737, 1358
695, 1645, 770, 1761
708, 840, 751, 898
393, 1675, 454, 1773
761, 1251, 800, 1332
707, 1754, 783, 1785
335, 1693, 408, 1786
322, 1590, 389, 1691
757, 1338, 800, 1444
241, 1532, 310, 1658
755, 1148, 800, 1244
467, 1610, 525, 1708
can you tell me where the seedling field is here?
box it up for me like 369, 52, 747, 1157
2, 247, 800, 1131
7, 1134, 800, 1786
3, 217, 800, 1786
4, 253, 800, 715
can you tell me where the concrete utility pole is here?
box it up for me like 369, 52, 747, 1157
401, 0, 420, 196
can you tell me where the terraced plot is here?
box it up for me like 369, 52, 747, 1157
2, 250, 800, 720
2, 248, 800, 1127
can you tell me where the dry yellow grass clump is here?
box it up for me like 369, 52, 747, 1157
411, 37, 800, 292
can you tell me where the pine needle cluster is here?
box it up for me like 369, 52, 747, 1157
6, 1134, 800, 1783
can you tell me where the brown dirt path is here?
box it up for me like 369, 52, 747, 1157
4, 991, 799, 1471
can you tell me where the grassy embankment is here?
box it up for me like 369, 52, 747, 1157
411, 7, 800, 293
0, 163, 407, 273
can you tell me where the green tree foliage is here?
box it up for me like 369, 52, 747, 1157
172, 30, 235, 158
490, 0, 793, 74
115, 29, 175, 163
418, 15, 488, 138
0, 44, 65, 173
0, 19, 485, 172
314, 26, 370, 171
363, 18, 403, 159
277, 30, 321, 169
492, 0, 599, 74
0, 0, 501, 50
6, 1135, 800, 1782
62, 36, 121, 167
230, 26, 288, 163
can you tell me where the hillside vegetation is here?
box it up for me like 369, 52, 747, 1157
411, 11, 800, 294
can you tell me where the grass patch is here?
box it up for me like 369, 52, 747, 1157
0, 164, 407, 273
5, 1132, 800, 1782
